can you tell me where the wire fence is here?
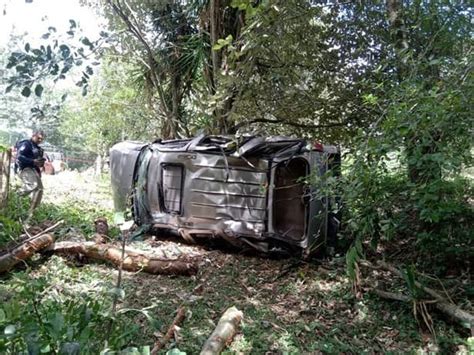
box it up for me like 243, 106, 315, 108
0, 149, 11, 209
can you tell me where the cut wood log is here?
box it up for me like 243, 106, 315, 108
46, 241, 198, 276
20, 220, 63, 245
151, 306, 186, 354
200, 306, 243, 355
372, 261, 474, 329
0, 234, 55, 273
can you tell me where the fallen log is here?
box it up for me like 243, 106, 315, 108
373, 289, 412, 303
46, 241, 198, 276
0, 234, 55, 273
373, 261, 474, 329
151, 306, 186, 354
200, 306, 243, 355
21, 220, 64, 244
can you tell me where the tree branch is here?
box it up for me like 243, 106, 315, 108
374, 261, 474, 328
230, 117, 348, 133
151, 306, 186, 354
107, 0, 172, 126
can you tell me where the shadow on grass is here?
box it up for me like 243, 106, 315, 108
115, 249, 467, 354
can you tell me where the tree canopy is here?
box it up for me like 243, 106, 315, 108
2, 0, 472, 258
0, 1, 473, 353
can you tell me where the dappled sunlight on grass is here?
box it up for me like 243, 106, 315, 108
1, 169, 469, 353
109, 247, 465, 353
2, 233, 467, 353
226, 333, 252, 354
44, 259, 112, 296
319, 279, 348, 292
42, 170, 113, 210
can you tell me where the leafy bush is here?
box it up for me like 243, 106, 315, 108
0, 257, 156, 353
340, 10, 473, 270
342, 95, 472, 273
0, 181, 153, 353
0, 193, 28, 245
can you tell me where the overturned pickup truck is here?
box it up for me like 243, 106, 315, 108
110, 135, 340, 257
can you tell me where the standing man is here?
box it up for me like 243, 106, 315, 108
16, 130, 46, 221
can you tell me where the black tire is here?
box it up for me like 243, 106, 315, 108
326, 213, 340, 256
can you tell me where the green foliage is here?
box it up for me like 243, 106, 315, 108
0, 215, 22, 246
0, 257, 157, 353
4, 21, 104, 98
0, 188, 118, 244
345, 238, 362, 281
1, 40, 75, 146
0, 193, 29, 245
343, 162, 473, 269
212, 35, 234, 51
36, 200, 118, 239
1, 2, 471, 352
58, 57, 158, 156
0, 177, 152, 353
401, 265, 421, 300
92, 0, 210, 138
219, 0, 388, 140
347, 81, 473, 263
337, 1, 474, 273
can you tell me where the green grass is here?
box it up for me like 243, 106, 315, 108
0, 188, 118, 245
0, 172, 470, 354
1, 237, 469, 353
115, 254, 469, 354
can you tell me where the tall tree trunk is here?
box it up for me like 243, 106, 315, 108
171, 72, 182, 137
207, 0, 245, 134
209, 0, 226, 133
387, 1, 443, 184
387, 0, 408, 79
210, 0, 221, 89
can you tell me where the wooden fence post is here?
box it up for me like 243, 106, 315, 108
0, 149, 11, 209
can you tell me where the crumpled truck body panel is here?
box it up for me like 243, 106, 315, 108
110, 135, 340, 256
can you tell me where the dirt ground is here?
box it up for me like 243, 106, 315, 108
42, 169, 114, 210
34, 170, 470, 354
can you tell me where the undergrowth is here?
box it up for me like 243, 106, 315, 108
0, 257, 157, 353
119, 255, 470, 354
0, 190, 118, 246
0, 170, 471, 353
